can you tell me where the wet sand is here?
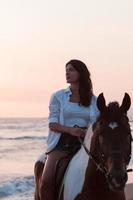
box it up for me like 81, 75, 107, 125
125, 183, 133, 200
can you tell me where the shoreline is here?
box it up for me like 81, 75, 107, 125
125, 183, 133, 200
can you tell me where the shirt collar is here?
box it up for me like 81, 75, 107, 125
64, 86, 72, 94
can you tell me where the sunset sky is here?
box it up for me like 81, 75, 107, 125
0, 0, 133, 117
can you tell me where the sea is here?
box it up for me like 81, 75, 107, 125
0, 118, 133, 200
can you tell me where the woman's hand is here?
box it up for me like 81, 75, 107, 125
49, 122, 87, 138
69, 127, 86, 137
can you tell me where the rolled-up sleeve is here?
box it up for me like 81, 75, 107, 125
48, 94, 60, 124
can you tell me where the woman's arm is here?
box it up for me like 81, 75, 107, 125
49, 122, 85, 137
48, 93, 85, 137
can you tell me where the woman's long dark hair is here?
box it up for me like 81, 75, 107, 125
66, 59, 93, 107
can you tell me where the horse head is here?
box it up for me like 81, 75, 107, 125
92, 93, 132, 191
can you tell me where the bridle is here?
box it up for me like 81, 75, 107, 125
78, 136, 133, 179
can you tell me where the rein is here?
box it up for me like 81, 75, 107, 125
78, 137, 109, 178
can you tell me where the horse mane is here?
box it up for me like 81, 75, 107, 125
107, 102, 119, 111
101, 101, 124, 122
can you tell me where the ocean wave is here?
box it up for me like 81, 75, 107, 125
0, 118, 48, 132
0, 125, 47, 132
0, 175, 34, 198
0, 136, 46, 141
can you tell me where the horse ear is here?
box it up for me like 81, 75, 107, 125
97, 93, 106, 112
120, 93, 131, 113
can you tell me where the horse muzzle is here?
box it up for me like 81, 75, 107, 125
107, 170, 127, 191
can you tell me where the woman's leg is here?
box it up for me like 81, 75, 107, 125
40, 150, 68, 200
34, 161, 44, 200
34, 153, 46, 200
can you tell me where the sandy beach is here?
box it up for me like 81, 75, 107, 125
125, 183, 133, 200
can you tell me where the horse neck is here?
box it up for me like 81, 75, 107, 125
84, 125, 100, 175
84, 125, 94, 148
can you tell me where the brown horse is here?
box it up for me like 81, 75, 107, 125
72, 93, 132, 200
34, 93, 132, 200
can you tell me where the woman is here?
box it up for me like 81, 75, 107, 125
34, 59, 99, 200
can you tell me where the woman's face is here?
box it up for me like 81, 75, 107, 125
66, 64, 80, 84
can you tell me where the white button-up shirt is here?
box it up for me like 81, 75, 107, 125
46, 87, 99, 153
